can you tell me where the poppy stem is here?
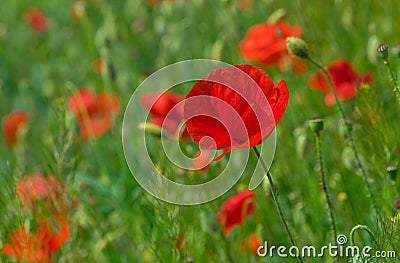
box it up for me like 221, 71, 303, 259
252, 147, 304, 263
306, 58, 347, 119
306, 57, 381, 224
382, 59, 400, 104
349, 224, 377, 247
313, 130, 338, 247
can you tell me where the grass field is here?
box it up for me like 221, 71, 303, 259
1, 0, 400, 262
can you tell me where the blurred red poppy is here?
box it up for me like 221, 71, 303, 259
308, 58, 372, 106
17, 174, 62, 211
240, 233, 263, 255
217, 190, 255, 236
140, 91, 189, 139
2, 220, 70, 263
2, 110, 29, 149
98, 91, 120, 113
239, 21, 307, 73
184, 64, 288, 160
68, 88, 120, 141
23, 8, 49, 32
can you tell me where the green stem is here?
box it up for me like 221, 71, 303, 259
306, 58, 347, 118
306, 57, 381, 223
218, 211, 236, 263
349, 224, 377, 247
314, 133, 338, 247
252, 147, 304, 263
383, 59, 400, 103
349, 225, 379, 262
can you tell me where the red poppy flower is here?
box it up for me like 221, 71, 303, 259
97, 91, 120, 114
239, 21, 307, 73
47, 216, 71, 252
68, 88, 120, 141
240, 233, 263, 255
217, 190, 255, 236
23, 8, 49, 32
140, 91, 189, 139
2, 220, 70, 263
16, 174, 62, 211
2, 110, 29, 148
184, 64, 288, 160
309, 58, 372, 106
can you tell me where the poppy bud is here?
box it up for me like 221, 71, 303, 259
309, 117, 324, 134
376, 43, 389, 60
387, 165, 398, 181
393, 198, 400, 209
286, 37, 310, 59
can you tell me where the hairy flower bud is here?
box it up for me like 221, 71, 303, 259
287, 37, 310, 59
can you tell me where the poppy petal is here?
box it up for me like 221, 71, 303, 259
184, 64, 289, 157
217, 190, 256, 236
309, 58, 372, 105
2, 111, 29, 148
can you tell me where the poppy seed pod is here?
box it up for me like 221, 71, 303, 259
376, 43, 389, 60
387, 165, 398, 181
309, 117, 324, 134
286, 37, 310, 59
